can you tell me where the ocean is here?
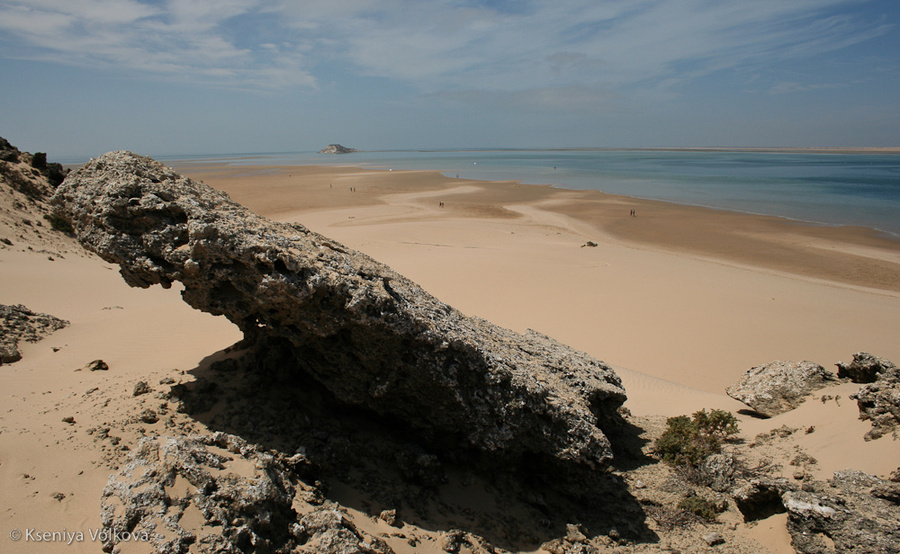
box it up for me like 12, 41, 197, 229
163, 149, 900, 238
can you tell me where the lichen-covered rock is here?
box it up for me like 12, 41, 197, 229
725, 360, 835, 417
52, 151, 626, 468
100, 433, 309, 553
785, 470, 900, 554
851, 359, 900, 441
0, 303, 68, 363
836, 351, 897, 383
293, 508, 393, 554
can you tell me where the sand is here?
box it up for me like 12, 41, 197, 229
2, 158, 899, 553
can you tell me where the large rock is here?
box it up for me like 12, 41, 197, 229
725, 360, 836, 417
837, 351, 897, 383
851, 358, 900, 441
784, 470, 900, 554
0, 304, 68, 364
52, 151, 626, 468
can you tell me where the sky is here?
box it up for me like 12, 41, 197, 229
1, 0, 899, 160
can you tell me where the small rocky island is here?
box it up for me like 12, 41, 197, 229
319, 144, 358, 154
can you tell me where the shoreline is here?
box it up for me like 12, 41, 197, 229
174, 160, 900, 397
175, 161, 900, 294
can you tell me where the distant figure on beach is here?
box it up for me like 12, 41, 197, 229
439, 201, 444, 208
630, 209, 636, 217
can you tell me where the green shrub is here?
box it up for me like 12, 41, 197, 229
43, 213, 74, 235
655, 409, 739, 467
677, 495, 719, 522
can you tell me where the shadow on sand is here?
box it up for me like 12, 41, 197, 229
171, 342, 660, 551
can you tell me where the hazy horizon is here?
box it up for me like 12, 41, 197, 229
2, 1, 899, 159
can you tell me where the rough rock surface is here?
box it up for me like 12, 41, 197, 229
100, 432, 387, 553
52, 151, 627, 468
784, 469, 900, 554
0, 303, 68, 363
837, 351, 897, 383
851, 357, 900, 440
725, 360, 836, 417
318, 144, 358, 154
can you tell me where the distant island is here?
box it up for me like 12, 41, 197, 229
319, 144, 358, 154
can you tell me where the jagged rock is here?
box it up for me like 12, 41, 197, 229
565, 523, 588, 543
439, 529, 493, 554
293, 507, 393, 554
378, 508, 399, 527
0, 304, 68, 364
725, 360, 836, 417
836, 351, 897, 383
785, 470, 900, 554
700, 452, 738, 493
101, 433, 315, 553
85, 359, 109, 371
139, 409, 159, 424
0, 136, 68, 193
850, 359, 900, 440
318, 144, 358, 154
702, 532, 725, 546
52, 151, 627, 468
133, 380, 152, 396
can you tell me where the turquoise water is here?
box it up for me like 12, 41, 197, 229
164, 149, 900, 238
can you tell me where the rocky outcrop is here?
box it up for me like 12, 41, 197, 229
318, 144, 358, 154
784, 470, 900, 554
725, 360, 836, 417
0, 136, 68, 194
837, 351, 897, 383
0, 303, 68, 363
52, 151, 626, 468
99, 433, 361, 553
851, 357, 900, 440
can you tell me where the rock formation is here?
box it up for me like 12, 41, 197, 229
725, 360, 836, 417
851, 356, 900, 440
0, 303, 68, 363
837, 351, 897, 383
318, 144, 358, 154
784, 469, 900, 554
100, 433, 370, 553
51, 151, 626, 468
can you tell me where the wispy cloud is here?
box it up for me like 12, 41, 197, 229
769, 81, 849, 95
0, 0, 316, 89
0, 0, 891, 95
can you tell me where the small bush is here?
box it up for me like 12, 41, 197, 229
677, 495, 719, 522
655, 409, 739, 467
43, 213, 75, 235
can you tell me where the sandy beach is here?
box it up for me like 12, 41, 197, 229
175, 161, 900, 481
2, 156, 899, 553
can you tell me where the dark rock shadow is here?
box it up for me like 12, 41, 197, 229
737, 408, 770, 419
169, 341, 660, 551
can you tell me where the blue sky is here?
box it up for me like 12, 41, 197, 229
1, 0, 899, 159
